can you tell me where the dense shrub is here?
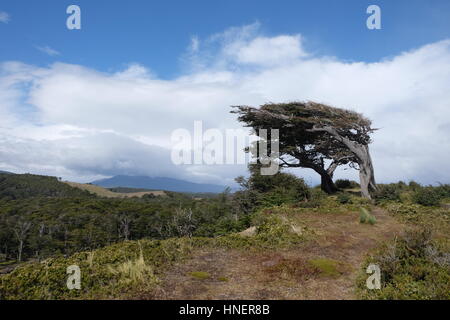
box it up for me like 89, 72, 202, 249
337, 192, 352, 204
335, 179, 360, 189
298, 188, 327, 208
372, 184, 402, 203
408, 181, 422, 191
412, 187, 442, 206
435, 184, 450, 199
250, 172, 310, 200
236, 168, 310, 209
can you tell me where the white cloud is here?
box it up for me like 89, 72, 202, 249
36, 45, 60, 56
1, 23, 450, 186
0, 11, 10, 23
228, 35, 307, 66
189, 36, 200, 53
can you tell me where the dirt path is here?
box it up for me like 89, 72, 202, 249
150, 207, 404, 300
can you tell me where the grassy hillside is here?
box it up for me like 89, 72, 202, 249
65, 182, 166, 198
0, 173, 93, 200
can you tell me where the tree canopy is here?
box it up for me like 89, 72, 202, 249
232, 101, 377, 198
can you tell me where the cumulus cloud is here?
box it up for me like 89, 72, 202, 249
1, 23, 450, 186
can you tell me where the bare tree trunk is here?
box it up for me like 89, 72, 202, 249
119, 216, 131, 241
326, 161, 339, 179
18, 240, 23, 262
358, 145, 377, 198
13, 221, 32, 262
310, 163, 338, 194
285, 160, 338, 195
308, 126, 377, 199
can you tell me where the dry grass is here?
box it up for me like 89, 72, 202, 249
108, 252, 158, 286
149, 207, 405, 300
65, 181, 166, 198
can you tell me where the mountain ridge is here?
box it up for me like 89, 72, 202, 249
91, 175, 228, 193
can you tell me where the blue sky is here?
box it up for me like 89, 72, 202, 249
1, 0, 450, 78
1, 1, 450, 187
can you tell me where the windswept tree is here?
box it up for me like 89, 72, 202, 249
232, 101, 377, 198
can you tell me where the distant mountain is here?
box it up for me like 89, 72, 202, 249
0, 170, 14, 175
91, 175, 228, 193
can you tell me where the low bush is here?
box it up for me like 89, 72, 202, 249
373, 184, 402, 203
337, 193, 352, 204
298, 189, 327, 208
358, 229, 450, 300
335, 179, 360, 189
412, 187, 442, 207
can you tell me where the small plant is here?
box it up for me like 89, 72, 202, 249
359, 208, 369, 223
367, 215, 377, 225
107, 245, 159, 286
359, 208, 376, 225
337, 192, 352, 204
308, 258, 350, 278
189, 271, 211, 280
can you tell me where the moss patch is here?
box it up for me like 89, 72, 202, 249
308, 258, 349, 278
188, 271, 211, 280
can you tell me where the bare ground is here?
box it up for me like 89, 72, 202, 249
149, 207, 404, 300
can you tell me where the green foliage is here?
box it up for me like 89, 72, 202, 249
0, 238, 193, 299
435, 184, 450, 199
337, 192, 352, 204
412, 187, 442, 206
335, 179, 360, 189
0, 189, 251, 262
408, 181, 422, 191
359, 208, 376, 225
248, 170, 310, 200
0, 173, 93, 200
308, 258, 350, 278
383, 202, 450, 236
358, 229, 450, 300
234, 167, 310, 213
359, 208, 369, 223
0, 210, 306, 299
373, 184, 402, 203
298, 188, 327, 208
260, 186, 302, 207
188, 271, 210, 280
